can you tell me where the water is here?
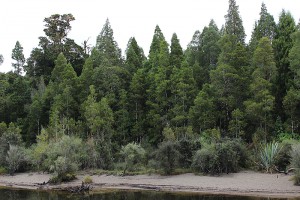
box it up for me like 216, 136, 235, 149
0, 188, 293, 200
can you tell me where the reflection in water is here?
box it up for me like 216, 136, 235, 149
0, 188, 292, 200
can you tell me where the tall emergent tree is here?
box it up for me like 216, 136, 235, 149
224, 0, 246, 44
249, 3, 276, 53
95, 18, 123, 67
11, 41, 25, 75
273, 10, 296, 121
25, 14, 86, 85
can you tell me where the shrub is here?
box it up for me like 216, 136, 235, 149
155, 141, 180, 175
275, 141, 292, 171
83, 176, 93, 184
192, 139, 248, 175
178, 138, 198, 168
0, 166, 7, 174
120, 142, 145, 174
6, 145, 27, 175
192, 144, 219, 174
291, 144, 300, 185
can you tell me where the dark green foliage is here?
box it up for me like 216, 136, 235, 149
170, 33, 183, 68
284, 31, 300, 133
155, 141, 180, 175
178, 138, 198, 168
192, 139, 248, 175
273, 10, 296, 121
192, 144, 218, 174
275, 141, 292, 171
224, 0, 246, 44
2, 6, 300, 177
249, 3, 276, 57
125, 37, 145, 75
25, 14, 86, 85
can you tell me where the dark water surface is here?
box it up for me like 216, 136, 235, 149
0, 188, 294, 200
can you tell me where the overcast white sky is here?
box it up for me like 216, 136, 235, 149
0, 0, 299, 72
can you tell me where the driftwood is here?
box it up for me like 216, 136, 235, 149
274, 167, 296, 175
65, 182, 92, 193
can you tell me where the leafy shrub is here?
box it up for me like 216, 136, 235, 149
178, 138, 198, 168
275, 141, 292, 171
120, 142, 145, 174
155, 141, 180, 175
0, 166, 7, 174
291, 144, 300, 185
6, 145, 27, 175
83, 176, 93, 184
192, 144, 219, 174
192, 139, 248, 175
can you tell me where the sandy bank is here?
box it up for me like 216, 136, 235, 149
0, 171, 299, 198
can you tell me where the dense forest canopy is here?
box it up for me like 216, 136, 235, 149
1, 0, 300, 182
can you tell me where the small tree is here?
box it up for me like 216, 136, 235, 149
156, 141, 180, 175
120, 142, 145, 174
6, 145, 26, 175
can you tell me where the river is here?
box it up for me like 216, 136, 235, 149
0, 188, 293, 200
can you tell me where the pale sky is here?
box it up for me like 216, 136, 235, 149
0, 0, 299, 72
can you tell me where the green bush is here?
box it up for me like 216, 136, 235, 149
156, 141, 180, 175
120, 142, 146, 174
192, 139, 248, 175
6, 145, 27, 175
275, 141, 292, 171
192, 144, 219, 174
291, 144, 300, 185
0, 166, 7, 174
178, 138, 198, 168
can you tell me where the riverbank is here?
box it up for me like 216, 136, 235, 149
0, 171, 299, 198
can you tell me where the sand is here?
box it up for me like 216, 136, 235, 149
0, 171, 299, 198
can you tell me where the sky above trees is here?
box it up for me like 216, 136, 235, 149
0, 0, 299, 72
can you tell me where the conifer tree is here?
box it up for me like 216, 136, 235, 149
128, 69, 147, 142
273, 10, 296, 121
170, 33, 183, 68
224, 0, 246, 44
170, 60, 197, 135
200, 20, 221, 68
245, 37, 276, 141
284, 31, 300, 133
11, 41, 25, 75
96, 19, 122, 67
125, 37, 145, 75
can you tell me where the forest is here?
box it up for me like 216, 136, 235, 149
1, 0, 300, 184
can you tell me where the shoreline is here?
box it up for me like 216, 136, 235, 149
0, 171, 299, 198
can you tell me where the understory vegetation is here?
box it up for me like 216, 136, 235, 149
0, 0, 300, 184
